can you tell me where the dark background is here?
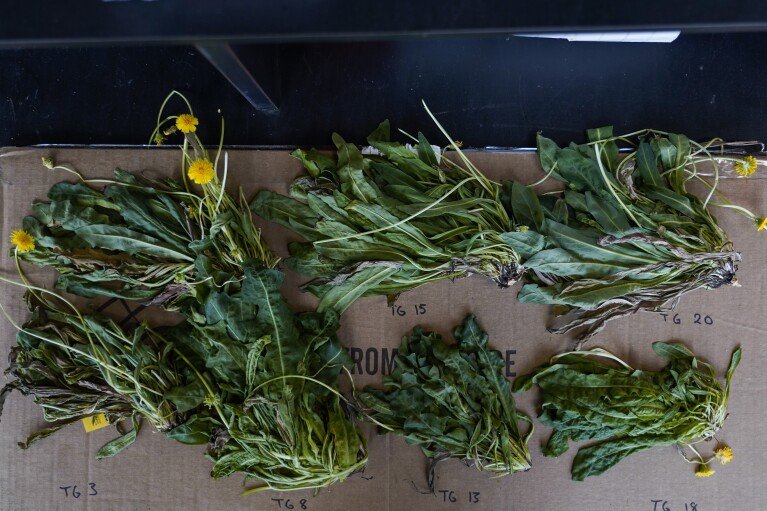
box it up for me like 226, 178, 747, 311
2, 2, 766, 149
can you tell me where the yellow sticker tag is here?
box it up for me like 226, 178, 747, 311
82, 414, 110, 433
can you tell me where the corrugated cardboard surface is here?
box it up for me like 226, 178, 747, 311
1, 147, 765, 511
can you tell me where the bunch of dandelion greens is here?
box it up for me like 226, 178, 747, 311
22, 91, 278, 310
0, 282, 189, 457
512, 342, 741, 480
251, 117, 534, 313
518, 127, 763, 345
163, 260, 367, 493
1, 92, 367, 493
357, 314, 532, 492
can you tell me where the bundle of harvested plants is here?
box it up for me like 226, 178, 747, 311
20, 93, 277, 310
164, 260, 367, 493
0, 286, 187, 457
358, 314, 532, 491
251, 119, 532, 312
512, 341, 741, 480
519, 127, 759, 344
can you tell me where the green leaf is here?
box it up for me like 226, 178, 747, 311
345, 202, 441, 256
586, 126, 613, 143
396, 198, 488, 219
516, 283, 560, 304
417, 132, 438, 167
333, 133, 380, 203
371, 161, 422, 190
556, 280, 651, 308
203, 291, 231, 325
104, 185, 190, 251
542, 430, 570, 457
726, 347, 742, 388
75, 225, 194, 261
311, 264, 400, 315
224, 297, 261, 343
285, 242, 338, 277
571, 436, 670, 481
245, 335, 272, 393
366, 119, 391, 143
536, 133, 564, 181
385, 185, 438, 205
651, 342, 695, 362
511, 181, 545, 231
203, 327, 249, 385
549, 198, 569, 225
31, 203, 53, 224
584, 192, 630, 236
95, 415, 141, 459
636, 140, 661, 186
59, 280, 158, 301
587, 126, 618, 171
498, 231, 546, 259
47, 182, 120, 211
165, 414, 218, 445
314, 239, 408, 264
50, 200, 111, 230
653, 138, 677, 170
643, 186, 699, 219
306, 193, 352, 224
327, 399, 360, 467
551, 147, 604, 193
240, 263, 303, 386
291, 148, 336, 178
166, 380, 207, 413
249, 190, 320, 241
17, 420, 77, 450
546, 221, 649, 266
668, 134, 690, 167
564, 190, 588, 212
524, 248, 626, 278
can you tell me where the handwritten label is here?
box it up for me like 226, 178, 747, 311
390, 303, 428, 317
271, 498, 308, 509
59, 483, 98, 498
356, 467, 374, 481
82, 414, 109, 432
435, 490, 481, 504
660, 313, 713, 326
651, 500, 698, 511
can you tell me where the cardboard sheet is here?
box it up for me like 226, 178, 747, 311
1, 147, 765, 511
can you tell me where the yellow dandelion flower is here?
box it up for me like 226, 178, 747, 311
734, 155, 758, 176
188, 159, 215, 185
695, 464, 715, 478
714, 446, 733, 465
176, 113, 199, 134
758, 217, 767, 231
9, 230, 35, 252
